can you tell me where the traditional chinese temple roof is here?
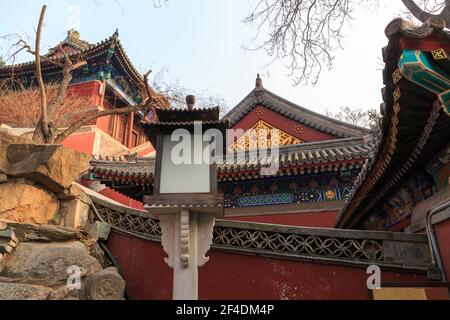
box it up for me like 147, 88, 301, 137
335, 18, 450, 229
48, 29, 92, 53
143, 104, 230, 145
89, 136, 374, 185
223, 75, 373, 139
0, 29, 143, 88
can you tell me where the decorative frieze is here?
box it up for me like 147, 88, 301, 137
91, 197, 430, 270
221, 173, 355, 208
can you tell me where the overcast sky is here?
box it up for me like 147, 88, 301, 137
0, 0, 408, 114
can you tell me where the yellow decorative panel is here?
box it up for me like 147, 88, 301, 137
431, 48, 448, 60
230, 120, 302, 151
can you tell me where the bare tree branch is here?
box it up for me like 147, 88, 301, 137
54, 104, 149, 144
150, 67, 229, 114
244, 0, 355, 86
143, 69, 153, 103
325, 106, 380, 129
46, 44, 87, 120
32, 5, 50, 142
401, 0, 449, 24
244, 0, 448, 85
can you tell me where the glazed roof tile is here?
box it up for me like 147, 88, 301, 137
0, 30, 143, 86
90, 136, 374, 181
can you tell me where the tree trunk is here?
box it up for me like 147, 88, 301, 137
32, 120, 48, 144
31, 5, 50, 144
401, 0, 450, 26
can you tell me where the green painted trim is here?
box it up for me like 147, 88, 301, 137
398, 49, 450, 115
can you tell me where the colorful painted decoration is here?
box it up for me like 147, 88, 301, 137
431, 48, 448, 60
325, 189, 337, 201
229, 120, 302, 151
221, 172, 355, 208
398, 49, 450, 115
237, 194, 294, 207
144, 107, 158, 124
362, 169, 437, 231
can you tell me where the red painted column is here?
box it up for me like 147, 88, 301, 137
127, 112, 134, 148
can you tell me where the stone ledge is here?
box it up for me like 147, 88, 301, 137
1, 220, 84, 242
0, 282, 53, 300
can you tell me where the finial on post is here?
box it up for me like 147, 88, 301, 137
186, 95, 196, 110
255, 74, 263, 91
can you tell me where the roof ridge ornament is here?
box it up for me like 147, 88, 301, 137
66, 28, 81, 42
186, 95, 196, 110
254, 74, 264, 101
255, 74, 263, 91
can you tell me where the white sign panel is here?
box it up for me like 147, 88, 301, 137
159, 133, 210, 193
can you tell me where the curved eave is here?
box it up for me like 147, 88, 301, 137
112, 38, 144, 87
0, 35, 114, 76
335, 18, 450, 229
89, 137, 374, 185
0, 32, 144, 89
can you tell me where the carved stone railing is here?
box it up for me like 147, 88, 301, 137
89, 194, 431, 271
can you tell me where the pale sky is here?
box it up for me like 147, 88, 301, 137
0, 0, 408, 114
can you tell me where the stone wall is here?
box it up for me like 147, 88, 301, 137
0, 221, 125, 300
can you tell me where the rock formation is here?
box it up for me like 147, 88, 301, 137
0, 129, 126, 300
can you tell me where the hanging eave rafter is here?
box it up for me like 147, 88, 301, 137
335, 18, 450, 229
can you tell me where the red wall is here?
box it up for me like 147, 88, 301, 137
62, 132, 96, 156
232, 105, 336, 143
98, 187, 146, 211
436, 220, 450, 280
67, 81, 102, 105
107, 231, 428, 300
97, 100, 113, 133
226, 211, 339, 228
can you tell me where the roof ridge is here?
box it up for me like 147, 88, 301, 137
223, 85, 374, 139
262, 88, 373, 133
0, 30, 144, 89
0, 30, 118, 71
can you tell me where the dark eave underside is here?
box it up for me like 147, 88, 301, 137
335, 18, 450, 229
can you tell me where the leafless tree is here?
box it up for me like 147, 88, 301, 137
244, 0, 449, 85
0, 80, 95, 128
326, 106, 381, 129
151, 68, 229, 114
2, 5, 166, 144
